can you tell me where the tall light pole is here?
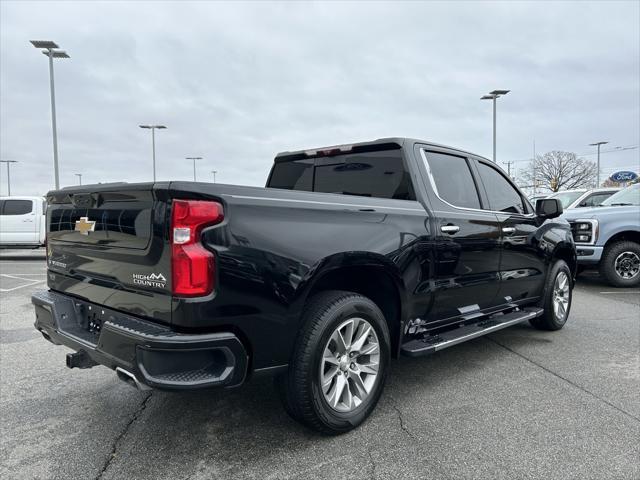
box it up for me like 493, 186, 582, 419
75, 173, 82, 185
589, 141, 608, 187
0, 160, 18, 196
481, 89, 510, 163
30, 40, 70, 190
186, 157, 202, 181
139, 125, 166, 181
211, 170, 217, 183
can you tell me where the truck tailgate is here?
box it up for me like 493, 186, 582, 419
45, 183, 173, 323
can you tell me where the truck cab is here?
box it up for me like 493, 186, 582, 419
0, 196, 46, 248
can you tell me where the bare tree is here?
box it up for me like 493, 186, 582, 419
520, 151, 597, 192
601, 177, 620, 188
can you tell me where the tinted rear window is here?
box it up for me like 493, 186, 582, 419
2, 199, 33, 215
268, 150, 415, 200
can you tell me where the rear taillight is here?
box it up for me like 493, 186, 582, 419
171, 199, 224, 297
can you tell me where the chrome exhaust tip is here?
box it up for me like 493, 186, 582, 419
116, 367, 152, 391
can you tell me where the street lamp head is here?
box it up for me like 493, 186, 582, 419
155, 125, 167, 129
30, 40, 59, 49
0, 160, 18, 164
139, 125, 166, 129
589, 141, 609, 146
43, 50, 70, 58
490, 89, 510, 96
480, 95, 496, 100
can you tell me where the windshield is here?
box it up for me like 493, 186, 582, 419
548, 190, 585, 208
601, 183, 640, 206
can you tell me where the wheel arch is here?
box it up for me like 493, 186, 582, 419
551, 241, 578, 280
602, 229, 640, 250
299, 254, 406, 358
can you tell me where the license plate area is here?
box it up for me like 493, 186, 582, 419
55, 301, 109, 346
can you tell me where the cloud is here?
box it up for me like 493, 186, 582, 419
1, 0, 638, 195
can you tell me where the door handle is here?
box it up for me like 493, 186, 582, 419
502, 227, 516, 235
440, 224, 460, 235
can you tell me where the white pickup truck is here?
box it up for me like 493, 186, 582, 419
0, 196, 47, 248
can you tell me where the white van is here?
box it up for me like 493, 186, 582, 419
0, 196, 47, 248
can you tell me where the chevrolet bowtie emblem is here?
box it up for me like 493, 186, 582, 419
75, 217, 96, 235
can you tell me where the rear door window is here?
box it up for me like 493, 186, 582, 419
476, 162, 527, 214
2, 199, 33, 215
423, 151, 481, 209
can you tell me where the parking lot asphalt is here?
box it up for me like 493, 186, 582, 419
1, 249, 638, 480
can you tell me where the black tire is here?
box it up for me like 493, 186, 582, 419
599, 241, 640, 288
276, 290, 390, 435
530, 260, 573, 331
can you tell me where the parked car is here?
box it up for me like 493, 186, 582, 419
0, 196, 46, 248
529, 194, 548, 204
565, 187, 620, 209
33, 138, 575, 434
547, 189, 587, 209
563, 183, 640, 287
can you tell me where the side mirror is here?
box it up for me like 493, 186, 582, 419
536, 198, 563, 219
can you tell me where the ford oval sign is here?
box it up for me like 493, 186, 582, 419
610, 171, 638, 182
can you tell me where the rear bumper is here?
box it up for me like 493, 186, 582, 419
575, 245, 603, 265
32, 290, 248, 390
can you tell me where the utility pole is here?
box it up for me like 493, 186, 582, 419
503, 160, 514, 179
30, 41, 70, 190
211, 170, 217, 183
532, 139, 537, 195
480, 89, 510, 162
75, 173, 82, 185
0, 160, 18, 196
589, 141, 608, 187
186, 157, 203, 181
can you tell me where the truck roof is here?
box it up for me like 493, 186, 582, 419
274, 137, 491, 163
0, 195, 45, 201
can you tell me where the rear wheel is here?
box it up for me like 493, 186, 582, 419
599, 241, 640, 287
276, 290, 390, 435
530, 260, 572, 331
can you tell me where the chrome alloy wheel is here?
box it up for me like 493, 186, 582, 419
552, 271, 570, 321
614, 251, 640, 280
320, 317, 380, 413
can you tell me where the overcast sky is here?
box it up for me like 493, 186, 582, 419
1, 0, 639, 196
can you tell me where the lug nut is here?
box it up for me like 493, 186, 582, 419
350, 363, 356, 369
349, 352, 354, 358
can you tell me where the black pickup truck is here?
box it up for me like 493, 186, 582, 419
33, 138, 575, 434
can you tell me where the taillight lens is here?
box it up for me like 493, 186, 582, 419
171, 199, 224, 297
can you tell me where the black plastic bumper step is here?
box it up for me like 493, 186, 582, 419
401, 307, 543, 357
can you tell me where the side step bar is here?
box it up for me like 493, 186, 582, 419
401, 307, 543, 357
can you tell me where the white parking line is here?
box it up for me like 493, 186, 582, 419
599, 291, 640, 294
1, 274, 45, 279
0, 263, 46, 267
0, 273, 46, 292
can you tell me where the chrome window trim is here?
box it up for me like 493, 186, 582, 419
224, 194, 426, 213
419, 148, 536, 218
